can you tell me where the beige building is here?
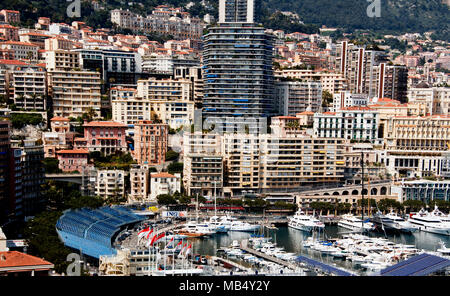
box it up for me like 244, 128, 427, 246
129, 164, 151, 203
45, 50, 80, 71
407, 86, 450, 115
134, 78, 194, 129
95, 170, 125, 200
275, 69, 346, 94
0, 41, 39, 60
11, 64, 46, 111
48, 70, 101, 118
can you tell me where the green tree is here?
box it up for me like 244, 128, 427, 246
165, 150, 179, 161
157, 194, 177, 205
168, 162, 183, 175
403, 199, 426, 213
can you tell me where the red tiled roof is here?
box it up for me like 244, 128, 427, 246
0, 59, 28, 65
0, 41, 38, 47
50, 116, 70, 121
0, 251, 54, 269
83, 121, 128, 128
296, 111, 314, 115
273, 116, 299, 120
151, 172, 176, 178
56, 149, 89, 154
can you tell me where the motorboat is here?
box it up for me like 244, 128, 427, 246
437, 240, 450, 256
208, 216, 230, 233
181, 221, 218, 236
288, 210, 325, 232
371, 210, 417, 233
409, 208, 450, 236
338, 214, 375, 232
219, 215, 260, 232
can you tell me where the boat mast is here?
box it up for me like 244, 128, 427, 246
214, 181, 217, 218
196, 192, 199, 223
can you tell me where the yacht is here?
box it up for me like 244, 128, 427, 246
429, 206, 450, 225
288, 210, 325, 233
437, 241, 450, 257
371, 210, 417, 233
219, 215, 260, 232
409, 208, 450, 236
181, 221, 218, 236
338, 214, 375, 232
208, 216, 230, 233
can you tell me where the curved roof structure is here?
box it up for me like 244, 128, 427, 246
56, 206, 144, 259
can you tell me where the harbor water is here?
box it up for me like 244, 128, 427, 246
189, 225, 450, 275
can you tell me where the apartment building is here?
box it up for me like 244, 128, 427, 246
133, 120, 168, 165
42, 132, 67, 158
149, 172, 181, 200
11, 64, 46, 111
48, 69, 101, 118
0, 41, 39, 60
141, 55, 200, 74
332, 91, 368, 111
0, 10, 20, 24
270, 116, 309, 137
0, 24, 19, 41
380, 115, 450, 178
44, 37, 74, 51
275, 80, 322, 116
56, 149, 89, 172
129, 164, 150, 203
136, 78, 194, 129
183, 154, 223, 197
45, 50, 80, 71
95, 170, 125, 200
407, 85, 450, 115
173, 66, 204, 108
274, 69, 347, 94
221, 134, 346, 196
313, 107, 379, 143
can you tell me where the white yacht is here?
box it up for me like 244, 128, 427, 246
437, 241, 450, 256
208, 216, 230, 233
288, 210, 325, 232
338, 214, 375, 232
409, 208, 450, 236
181, 221, 218, 235
371, 210, 417, 233
219, 215, 260, 232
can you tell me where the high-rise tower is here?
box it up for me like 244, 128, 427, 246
202, 0, 275, 134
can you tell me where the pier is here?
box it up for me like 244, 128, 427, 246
210, 256, 253, 273
239, 240, 300, 270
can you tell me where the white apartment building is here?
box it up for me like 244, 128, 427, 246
48, 70, 101, 118
313, 107, 379, 143
408, 86, 450, 115
11, 64, 46, 111
0, 41, 39, 60
332, 91, 369, 111
275, 80, 322, 116
95, 170, 125, 200
149, 172, 181, 200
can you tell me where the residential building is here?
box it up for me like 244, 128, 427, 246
11, 64, 46, 111
0, 41, 39, 60
42, 132, 67, 158
332, 91, 368, 111
218, 0, 255, 23
0, 120, 9, 223
0, 24, 19, 41
270, 116, 307, 137
0, 251, 54, 276
50, 116, 70, 133
407, 85, 450, 115
313, 107, 380, 143
95, 170, 125, 200
48, 69, 101, 118
133, 120, 168, 165
202, 14, 275, 134
45, 50, 80, 71
75, 121, 128, 155
173, 66, 204, 108
183, 154, 223, 197
275, 80, 322, 115
141, 55, 200, 74
56, 149, 89, 172
149, 172, 181, 200
274, 70, 347, 94
129, 165, 150, 203
0, 10, 20, 24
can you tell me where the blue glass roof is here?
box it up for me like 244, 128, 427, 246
380, 253, 450, 276
56, 206, 144, 259
296, 255, 354, 276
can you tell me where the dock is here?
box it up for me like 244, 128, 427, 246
210, 256, 253, 273
239, 240, 300, 270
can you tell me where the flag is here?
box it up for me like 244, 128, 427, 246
184, 244, 192, 257
165, 237, 174, 249
174, 240, 183, 252
180, 243, 187, 255
154, 232, 166, 244
138, 227, 151, 239
145, 228, 154, 240
149, 233, 158, 246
